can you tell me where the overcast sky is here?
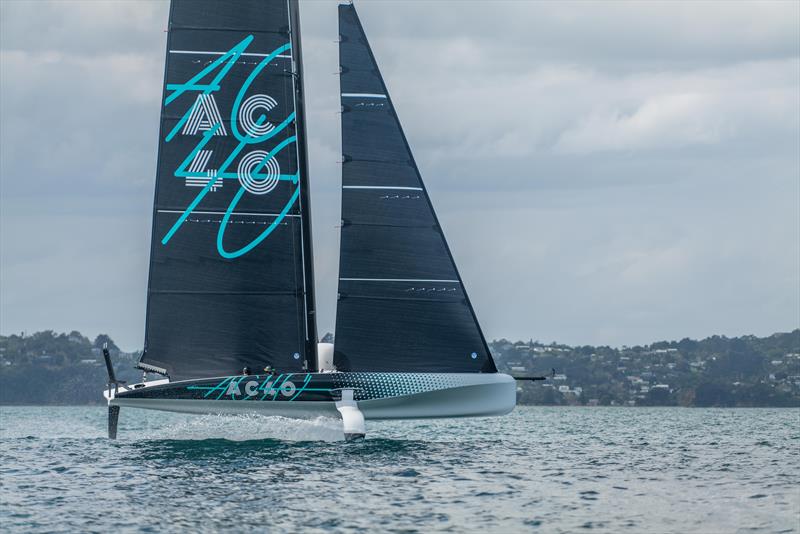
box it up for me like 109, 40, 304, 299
1, 0, 798, 351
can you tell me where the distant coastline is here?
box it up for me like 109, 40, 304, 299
1, 330, 798, 407
493, 330, 799, 408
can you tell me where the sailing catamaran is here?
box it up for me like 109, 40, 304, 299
103, 0, 517, 440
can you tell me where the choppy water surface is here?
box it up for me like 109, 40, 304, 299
1, 406, 798, 533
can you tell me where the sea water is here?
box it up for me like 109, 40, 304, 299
0, 406, 797, 533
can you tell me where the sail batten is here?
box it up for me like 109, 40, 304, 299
334, 4, 497, 374
139, 0, 316, 381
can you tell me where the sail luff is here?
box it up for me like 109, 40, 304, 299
140, 0, 178, 377
334, 4, 497, 373
288, 0, 318, 370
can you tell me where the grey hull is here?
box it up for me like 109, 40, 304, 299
110, 373, 516, 420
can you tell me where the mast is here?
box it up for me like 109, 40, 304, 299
288, 0, 318, 370
334, 3, 497, 373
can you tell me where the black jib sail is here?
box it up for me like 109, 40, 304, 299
139, 0, 317, 380
334, 4, 497, 373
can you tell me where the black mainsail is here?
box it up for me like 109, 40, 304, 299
334, 4, 497, 373
139, 0, 317, 380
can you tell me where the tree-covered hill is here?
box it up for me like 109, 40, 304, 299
0, 329, 798, 406
493, 330, 800, 407
0, 331, 141, 405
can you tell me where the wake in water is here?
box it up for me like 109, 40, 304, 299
0, 406, 346, 442
135, 413, 345, 442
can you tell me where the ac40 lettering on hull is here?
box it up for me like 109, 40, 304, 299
227, 379, 297, 398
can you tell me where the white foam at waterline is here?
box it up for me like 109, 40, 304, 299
137, 414, 345, 442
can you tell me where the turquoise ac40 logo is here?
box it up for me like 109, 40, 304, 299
160, 35, 300, 259
186, 374, 320, 402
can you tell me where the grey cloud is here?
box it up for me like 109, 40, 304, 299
1, 0, 797, 349
0, 1, 167, 56
353, 1, 799, 67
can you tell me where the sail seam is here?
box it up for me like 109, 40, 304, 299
342, 158, 410, 166
340, 278, 459, 282
170, 27, 289, 35
149, 290, 301, 295
169, 50, 292, 59
342, 223, 436, 229
341, 93, 387, 98
339, 295, 465, 303
342, 186, 422, 191
157, 209, 300, 217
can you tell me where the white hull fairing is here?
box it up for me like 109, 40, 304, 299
106, 372, 516, 421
